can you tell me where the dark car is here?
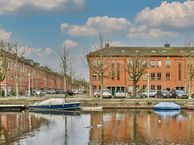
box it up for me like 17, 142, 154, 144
156, 90, 171, 98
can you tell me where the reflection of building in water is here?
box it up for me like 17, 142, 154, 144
0, 112, 46, 144
89, 110, 194, 145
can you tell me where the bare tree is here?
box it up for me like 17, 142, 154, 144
6, 42, 25, 98
58, 46, 72, 91
0, 41, 9, 97
184, 36, 194, 99
127, 55, 149, 97
87, 33, 112, 99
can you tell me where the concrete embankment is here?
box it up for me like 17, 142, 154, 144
0, 96, 193, 109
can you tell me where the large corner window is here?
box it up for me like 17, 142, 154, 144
117, 63, 120, 81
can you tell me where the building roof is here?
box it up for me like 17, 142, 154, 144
87, 46, 194, 57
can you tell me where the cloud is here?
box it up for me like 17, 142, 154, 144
135, 1, 194, 29
0, 0, 85, 15
61, 14, 178, 39
61, 23, 97, 36
61, 16, 131, 36
25, 47, 59, 70
63, 39, 78, 48
0, 28, 12, 42
127, 25, 179, 39
25, 47, 53, 57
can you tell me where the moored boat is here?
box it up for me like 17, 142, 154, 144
29, 98, 80, 111
153, 102, 180, 110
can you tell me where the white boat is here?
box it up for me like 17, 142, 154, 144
29, 98, 80, 112
81, 106, 103, 111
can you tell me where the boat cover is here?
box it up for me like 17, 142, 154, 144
153, 102, 180, 110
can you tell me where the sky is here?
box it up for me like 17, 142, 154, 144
0, 0, 194, 80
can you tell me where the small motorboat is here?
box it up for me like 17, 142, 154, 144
29, 98, 80, 112
153, 102, 180, 110
81, 106, 103, 111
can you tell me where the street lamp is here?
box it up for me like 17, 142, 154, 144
27, 73, 31, 98
146, 73, 150, 99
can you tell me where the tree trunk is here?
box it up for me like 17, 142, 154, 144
133, 81, 136, 98
16, 80, 19, 98
188, 78, 192, 99
64, 76, 67, 91
100, 75, 103, 100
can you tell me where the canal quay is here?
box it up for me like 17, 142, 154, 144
0, 96, 194, 145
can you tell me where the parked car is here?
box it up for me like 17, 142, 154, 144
115, 90, 125, 98
34, 90, 45, 97
156, 90, 171, 98
102, 89, 112, 98
141, 90, 157, 98
175, 90, 188, 99
93, 90, 101, 98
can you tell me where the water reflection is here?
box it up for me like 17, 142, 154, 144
1, 110, 194, 145
154, 110, 181, 118
0, 111, 47, 145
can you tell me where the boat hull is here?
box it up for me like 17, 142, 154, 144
29, 102, 80, 110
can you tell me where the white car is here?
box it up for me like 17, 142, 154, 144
93, 90, 101, 97
102, 89, 112, 98
175, 90, 188, 99
142, 90, 157, 98
115, 90, 125, 98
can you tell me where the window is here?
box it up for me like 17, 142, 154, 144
99, 85, 101, 90
92, 85, 97, 91
166, 73, 170, 80
92, 74, 97, 81
150, 61, 155, 68
157, 73, 162, 80
157, 85, 161, 90
156, 61, 162, 68
111, 63, 115, 80
179, 63, 182, 81
151, 85, 155, 90
166, 59, 171, 67
142, 61, 147, 67
151, 73, 155, 80
143, 85, 146, 90
117, 63, 120, 80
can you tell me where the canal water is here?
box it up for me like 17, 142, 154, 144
0, 109, 194, 145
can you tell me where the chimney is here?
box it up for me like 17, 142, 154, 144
105, 43, 110, 47
164, 42, 170, 48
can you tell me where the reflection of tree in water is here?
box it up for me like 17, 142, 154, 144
129, 110, 148, 145
64, 116, 68, 145
0, 111, 47, 145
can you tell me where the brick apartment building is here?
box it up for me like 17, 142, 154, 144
87, 44, 194, 96
0, 53, 66, 96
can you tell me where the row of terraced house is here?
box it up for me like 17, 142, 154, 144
87, 43, 194, 96
0, 50, 71, 96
